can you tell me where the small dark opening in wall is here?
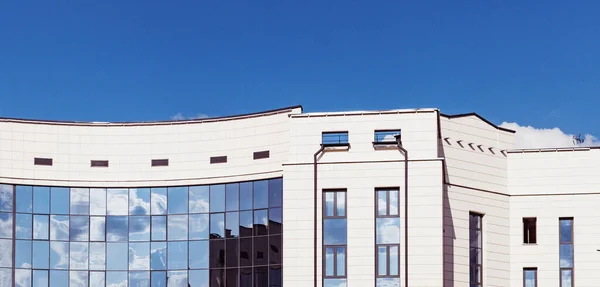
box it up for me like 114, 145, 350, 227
34, 157, 53, 166
210, 156, 227, 164
253, 150, 270, 160
91, 160, 109, 167
152, 159, 169, 167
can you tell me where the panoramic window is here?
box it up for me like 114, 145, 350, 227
0, 178, 283, 287
323, 190, 347, 287
559, 218, 574, 287
523, 217, 537, 244
524, 268, 537, 287
375, 188, 400, 287
374, 130, 401, 143
470, 212, 483, 287
322, 131, 349, 146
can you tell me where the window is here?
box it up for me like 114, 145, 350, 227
34, 157, 53, 166
523, 218, 537, 244
375, 188, 400, 287
151, 159, 168, 167
523, 268, 537, 287
470, 212, 483, 287
322, 132, 349, 146
559, 218, 574, 287
323, 190, 347, 287
210, 156, 227, 164
374, 130, 401, 144
253, 150, 270, 160
91, 160, 109, 167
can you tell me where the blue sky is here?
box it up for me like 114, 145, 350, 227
1, 1, 599, 138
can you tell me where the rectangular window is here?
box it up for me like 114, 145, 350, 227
323, 190, 347, 286
523, 217, 537, 244
151, 159, 168, 167
470, 212, 483, 287
559, 218, 573, 287
253, 150, 270, 160
34, 157, 53, 166
91, 160, 109, 167
375, 188, 400, 287
374, 130, 401, 143
523, 268, 537, 287
210, 156, 227, 164
322, 132, 349, 146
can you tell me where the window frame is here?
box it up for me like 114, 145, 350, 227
523, 217, 537, 244
321, 131, 349, 147
469, 212, 483, 287
559, 217, 574, 287
373, 130, 401, 144
523, 267, 538, 287
322, 190, 347, 283
374, 188, 401, 284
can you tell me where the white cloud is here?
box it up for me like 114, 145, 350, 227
499, 122, 600, 149
171, 112, 209, 120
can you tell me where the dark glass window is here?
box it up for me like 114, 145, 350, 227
323, 190, 347, 285
560, 218, 574, 287
523, 218, 537, 244
322, 131, 349, 146
470, 213, 483, 287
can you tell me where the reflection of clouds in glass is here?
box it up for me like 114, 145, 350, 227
188, 270, 209, 287
376, 218, 400, 244
0, 185, 13, 211
189, 241, 209, 269
323, 278, 347, 287
70, 216, 89, 241
129, 189, 150, 215
89, 243, 105, 270
167, 271, 187, 287
189, 187, 209, 213
70, 242, 88, 270
0, 268, 12, 286
168, 215, 188, 240
189, 214, 209, 239
89, 272, 105, 287
90, 217, 106, 241
50, 215, 69, 240
50, 242, 69, 269
90, 189, 106, 215
70, 188, 90, 215
70, 271, 88, 287
129, 243, 150, 270
325, 248, 334, 276
168, 242, 187, 270
106, 216, 128, 242
129, 216, 150, 241
107, 190, 128, 215
0, 213, 12, 238
389, 190, 399, 215
33, 215, 48, 240
16, 214, 32, 239
377, 197, 387, 215
376, 278, 400, 287
106, 272, 128, 287
129, 271, 150, 286
15, 269, 31, 287
151, 243, 167, 270
151, 189, 167, 215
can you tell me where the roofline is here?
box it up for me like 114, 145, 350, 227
440, 112, 516, 133
290, 108, 438, 118
507, 146, 600, 153
0, 105, 303, 127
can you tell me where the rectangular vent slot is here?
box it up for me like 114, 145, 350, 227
34, 157, 53, 166
152, 159, 169, 167
91, 160, 109, 167
253, 150, 270, 160
210, 156, 227, 164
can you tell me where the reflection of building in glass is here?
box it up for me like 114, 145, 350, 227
1, 105, 597, 286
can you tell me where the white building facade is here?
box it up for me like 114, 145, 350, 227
0, 105, 594, 287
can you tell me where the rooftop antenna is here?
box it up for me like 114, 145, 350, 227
573, 134, 584, 145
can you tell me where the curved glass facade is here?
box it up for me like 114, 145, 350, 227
0, 178, 283, 287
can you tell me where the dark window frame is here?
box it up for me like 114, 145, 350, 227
210, 156, 228, 164
34, 158, 53, 166
373, 129, 401, 144
523, 267, 538, 287
469, 212, 483, 287
375, 188, 400, 282
321, 131, 349, 147
151, 159, 169, 167
90, 160, 109, 167
523, 217, 537, 244
322, 190, 347, 283
253, 151, 270, 160
559, 217, 574, 287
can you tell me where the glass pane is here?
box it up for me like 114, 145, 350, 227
151, 216, 166, 241
253, 181, 268, 209
269, 235, 282, 265
210, 268, 225, 287
323, 219, 347, 245
16, 214, 32, 239
16, 240, 32, 268
49, 241, 69, 269
210, 185, 225, 213
90, 217, 106, 241
151, 188, 167, 215
269, 207, 282, 235
0, 184, 13, 212
210, 213, 225, 239
168, 241, 188, 270
130, 216, 150, 241
269, 178, 283, 208
376, 218, 400, 244
336, 192, 345, 216
240, 268, 252, 287
377, 246, 387, 276
16, 185, 33, 213
0, 239, 13, 267
89, 272, 105, 287
390, 246, 399, 276
69, 242, 88, 270
129, 271, 150, 287
325, 247, 334, 276
254, 267, 268, 287
107, 189, 128, 215
32, 241, 49, 269
226, 212, 239, 238
254, 209, 268, 236
189, 186, 210, 213
168, 187, 188, 214
239, 211, 253, 238
167, 270, 188, 287
324, 278, 347, 287
129, 242, 150, 270
15, 269, 31, 287
189, 240, 209, 269
377, 190, 387, 216
560, 219, 573, 243
69, 271, 87, 287
561, 269, 573, 287
151, 271, 166, 287
33, 215, 48, 240
189, 214, 209, 240
269, 265, 282, 287
560, 244, 574, 268
226, 268, 238, 287
239, 238, 252, 267
189, 270, 209, 287
239, 182, 252, 211
253, 236, 268, 266
90, 189, 107, 216
33, 186, 50, 214
0, 213, 12, 239
377, 278, 400, 287
0, 269, 12, 287
32, 270, 48, 287
336, 247, 346, 276
209, 240, 225, 268
106, 216, 128, 242
226, 183, 239, 211
106, 272, 127, 287
325, 192, 334, 217
106, 242, 128, 270
89, 242, 106, 270
50, 187, 69, 215
129, 188, 151, 215
524, 270, 537, 287
69, 216, 89, 241
389, 190, 399, 216
168, 215, 188, 240
50, 270, 67, 287
150, 242, 167, 270
70, 188, 89, 215
226, 239, 238, 267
